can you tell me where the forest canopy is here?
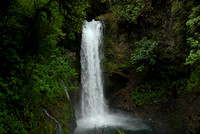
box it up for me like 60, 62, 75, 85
1, 0, 200, 133
0, 0, 88, 133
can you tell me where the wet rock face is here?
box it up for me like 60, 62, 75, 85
105, 71, 138, 112
36, 94, 77, 134
93, 0, 200, 133
174, 94, 200, 134
105, 73, 128, 98
68, 117, 77, 134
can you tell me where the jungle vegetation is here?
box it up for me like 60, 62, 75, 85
0, 0, 200, 133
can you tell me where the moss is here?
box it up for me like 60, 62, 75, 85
36, 109, 56, 134
103, 18, 132, 76
130, 83, 166, 106
96, 13, 114, 21
59, 118, 69, 134
35, 92, 76, 134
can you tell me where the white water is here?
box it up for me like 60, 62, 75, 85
80, 20, 106, 118
75, 20, 148, 133
60, 80, 70, 101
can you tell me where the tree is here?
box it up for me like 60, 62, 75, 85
0, 0, 88, 133
185, 4, 200, 65
130, 37, 159, 71
105, 0, 152, 23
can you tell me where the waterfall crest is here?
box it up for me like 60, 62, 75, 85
80, 20, 107, 118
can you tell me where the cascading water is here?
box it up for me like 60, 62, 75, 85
60, 80, 70, 101
75, 20, 157, 134
80, 20, 107, 118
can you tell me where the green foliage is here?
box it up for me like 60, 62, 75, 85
60, 0, 89, 40
136, 65, 144, 72
3, 114, 28, 134
131, 81, 165, 106
131, 71, 187, 106
30, 52, 78, 100
116, 129, 125, 134
171, 78, 187, 95
185, 4, 200, 65
130, 37, 159, 69
185, 2, 200, 93
198, 117, 200, 121
187, 66, 200, 91
0, 0, 86, 133
171, 0, 191, 57
110, 0, 152, 23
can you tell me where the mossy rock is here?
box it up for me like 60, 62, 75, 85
95, 13, 114, 21
36, 92, 76, 134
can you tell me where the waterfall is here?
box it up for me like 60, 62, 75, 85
80, 20, 107, 118
75, 20, 149, 133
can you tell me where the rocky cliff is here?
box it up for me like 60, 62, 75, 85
95, 0, 200, 133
